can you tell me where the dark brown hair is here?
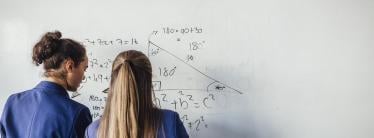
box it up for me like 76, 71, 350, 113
32, 31, 86, 77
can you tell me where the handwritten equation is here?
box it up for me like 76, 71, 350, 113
161, 27, 203, 35
154, 90, 216, 110
83, 38, 139, 46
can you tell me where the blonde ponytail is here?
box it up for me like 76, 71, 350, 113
99, 62, 139, 138
98, 50, 162, 138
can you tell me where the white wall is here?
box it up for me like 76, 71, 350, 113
0, 0, 373, 137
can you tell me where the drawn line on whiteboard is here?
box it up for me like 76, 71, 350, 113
147, 34, 243, 94
102, 88, 235, 93
151, 80, 236, 94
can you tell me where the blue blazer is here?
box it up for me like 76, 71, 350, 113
85, 109, 189, 138
0, 81, 92, 138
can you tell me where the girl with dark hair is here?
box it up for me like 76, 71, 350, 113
0, 31, 92, 138
85, 50, 188, 138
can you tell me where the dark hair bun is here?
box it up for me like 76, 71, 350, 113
32, 31, 62, 66
45, 31, 62, 40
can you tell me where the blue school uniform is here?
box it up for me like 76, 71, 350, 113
0, 81, 92, 138
85, 109, 189, 138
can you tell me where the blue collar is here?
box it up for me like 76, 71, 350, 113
35, 81, 70, 98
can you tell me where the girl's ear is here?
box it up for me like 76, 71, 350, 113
64, 59, 74, 73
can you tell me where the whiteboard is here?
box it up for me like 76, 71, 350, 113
0, 0, 373, 138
